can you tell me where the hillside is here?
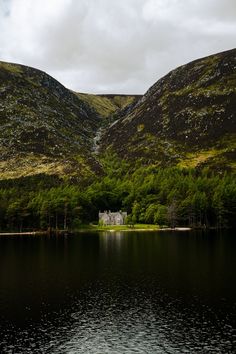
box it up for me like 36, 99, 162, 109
75, 93, 141, 119
0, 62, 100, 180
101, 49, 236, 171
0, 49, 236, 180
0, 61, 141, 180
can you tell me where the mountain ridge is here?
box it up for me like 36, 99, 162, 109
0, 48, 236, 180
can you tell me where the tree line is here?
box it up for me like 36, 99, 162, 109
0, 154, 235, 231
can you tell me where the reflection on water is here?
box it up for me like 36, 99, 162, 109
0, 230, 235, 353
100, 231, 124, 249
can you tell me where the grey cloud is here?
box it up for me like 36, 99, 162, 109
0, 0, 11, 16
0, 0, 236, 93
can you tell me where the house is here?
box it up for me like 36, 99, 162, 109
99, 211, 127, 225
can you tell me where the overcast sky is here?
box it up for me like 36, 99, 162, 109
0, 0, 236, 93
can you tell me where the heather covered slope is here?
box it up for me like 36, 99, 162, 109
0, 62, 99, 179
1, 48, 236, 181
0, 61, 141, 179
101, 49, 236, 171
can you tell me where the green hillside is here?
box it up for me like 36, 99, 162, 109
75, 93, 140, 118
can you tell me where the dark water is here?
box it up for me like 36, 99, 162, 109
0, 230, 235, 353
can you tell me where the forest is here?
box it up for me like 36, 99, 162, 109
0, 153, 235, 231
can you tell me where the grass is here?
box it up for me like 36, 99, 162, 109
0, 62, 23, 74
111, 95, 135, 109
75, 93, 136, 118
0, 154, 94, 180
177, 149, 221, 168
177, 135, 236, 169
0, 155, 64, 179
77, 224, 160, 232
76, 93, 117, 118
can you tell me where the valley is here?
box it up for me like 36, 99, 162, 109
0, 49, 235, 230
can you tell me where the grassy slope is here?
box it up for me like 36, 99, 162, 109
75, 93, 141, 118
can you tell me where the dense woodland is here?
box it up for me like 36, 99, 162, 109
0, 153, 235, 231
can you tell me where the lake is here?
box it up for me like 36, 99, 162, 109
0, 230, 235, 353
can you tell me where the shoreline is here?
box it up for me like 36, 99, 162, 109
1, 226, 231, 236
0, 231, 47, 236
0, 230, 70, 236
76, 227, 192, 233
0, 227, 191, 236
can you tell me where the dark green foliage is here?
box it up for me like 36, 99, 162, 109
0, 154, 235, 231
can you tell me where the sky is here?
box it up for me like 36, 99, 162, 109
0, 0, 236, 94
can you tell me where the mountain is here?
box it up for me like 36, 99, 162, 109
0, 61, 101, 180
0, 50, 235, 229
0, 61, 140, 180
0, 48, 236, 181
101, 48, 236, 171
